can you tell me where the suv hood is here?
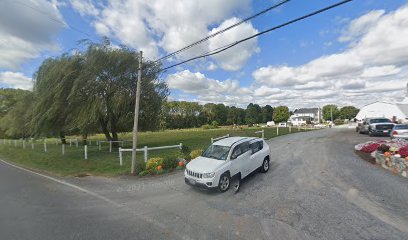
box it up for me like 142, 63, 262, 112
186, 156, 226, 173
370, 122, 394, 126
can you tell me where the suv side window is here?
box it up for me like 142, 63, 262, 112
250, 142, 259, 154
231, 142, 250, 159
240, 142, 249, 153
231, 144, 242, 159
250, 141, 264, 154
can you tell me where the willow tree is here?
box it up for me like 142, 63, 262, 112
32, 55, 84, 143
71, 40, 168, 145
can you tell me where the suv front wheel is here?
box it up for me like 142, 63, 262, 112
218, 173, 230, 192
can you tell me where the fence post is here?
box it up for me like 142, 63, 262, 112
298, 125, 300, 131
179, 143, 183, 149
98, 141, 101, 151
62, 144, 65, 155
144, 146, 148, 162
119, 147, 123, 166
84, 145, 88, 160
109, 141, 112, 152
76, 139, 78, 148
276, 127, 279, 136
262, 129, 265, 139
211, 138, 214, 144
31, 141, 34, 149
23, 140, 26, 149
44, 140, 47, 153
289, 126, 292, 133
69, 139, 72, 147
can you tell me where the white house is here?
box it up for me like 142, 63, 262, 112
288, 108, 322, 126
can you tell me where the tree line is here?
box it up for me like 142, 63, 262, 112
160, 102, 280, 129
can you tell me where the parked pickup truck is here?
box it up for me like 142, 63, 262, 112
184, 137, 270, 193
358, 118, 395, 136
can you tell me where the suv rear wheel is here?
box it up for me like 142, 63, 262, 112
260, 158, 269, 173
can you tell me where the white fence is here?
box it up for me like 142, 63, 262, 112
211, 134, 230, 143
118, 143, 183, 166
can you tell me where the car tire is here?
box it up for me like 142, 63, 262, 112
231, 174, 241, 193
260, 158, 269, 173
369, 131, 373, 137
218, 173, 230, 193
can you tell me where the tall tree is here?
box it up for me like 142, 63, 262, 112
0, 92, 34, 138
261, 105, 273, 123
339, 106, 359, 120
71, 39, 168, 144
273, 106, 290, 123
32, 55, 83, 143
322, 104, 339, 121
245, 103, 262, 125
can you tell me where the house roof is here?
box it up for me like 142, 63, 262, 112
293, 108, 319, 114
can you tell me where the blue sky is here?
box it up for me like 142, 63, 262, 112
1, 0, 408, 109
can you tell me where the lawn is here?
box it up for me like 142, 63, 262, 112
0, 126, 311, 176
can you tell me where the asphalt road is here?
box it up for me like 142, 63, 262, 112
1, 128, 407, 240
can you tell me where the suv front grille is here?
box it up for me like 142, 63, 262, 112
186, 169, 202, 179
376, 124, 393, 130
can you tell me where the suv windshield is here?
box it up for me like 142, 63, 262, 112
202, 145, 230, 160
369, 119, 391, 124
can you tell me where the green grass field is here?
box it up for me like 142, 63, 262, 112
0, 126, 311, 176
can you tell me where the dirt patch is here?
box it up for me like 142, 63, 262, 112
354, 150, 376, 164
75, 173, 91, 178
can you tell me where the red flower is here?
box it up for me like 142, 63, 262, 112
398, 146, 408, 157
360, 143, 381, 153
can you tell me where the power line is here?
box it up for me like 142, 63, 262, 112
13, 1, 94, 39
154, 0, 291, 63
160, 0, 353, 72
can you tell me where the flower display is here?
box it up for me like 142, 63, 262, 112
355, 139, 408, 178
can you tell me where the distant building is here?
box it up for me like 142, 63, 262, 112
355, 83, 408, 122
289, 108, 322, 126
355, 101, 408, 122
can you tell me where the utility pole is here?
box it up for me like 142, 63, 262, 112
331, 106, 333, 122
131, 51, 143, 175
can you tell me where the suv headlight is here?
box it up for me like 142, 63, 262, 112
203, 172, 215, 178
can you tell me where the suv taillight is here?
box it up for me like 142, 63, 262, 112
392, 131, 398, 136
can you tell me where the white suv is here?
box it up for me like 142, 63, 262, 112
184, 137, 270, 192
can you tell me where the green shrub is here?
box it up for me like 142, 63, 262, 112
202, 124, 214, 129
190, 149, 203, 160
136, 160, 146, 172
138, 170, 148, 176
146, 157, 164, 172
211, 121, 219, 128
162, 155, 178, 169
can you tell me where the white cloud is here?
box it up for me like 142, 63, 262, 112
70, 0, 99, 16
339, 10, 385, 43
361, 65, 401, 78
208, 17, 259, 71
78, 0, 256, 70
0, 72, 33, 90
0, 0, 63, 69
166, 70, 240, 95
248, 4, 408, 108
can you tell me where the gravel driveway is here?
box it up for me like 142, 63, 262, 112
2, 128, 407, 239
